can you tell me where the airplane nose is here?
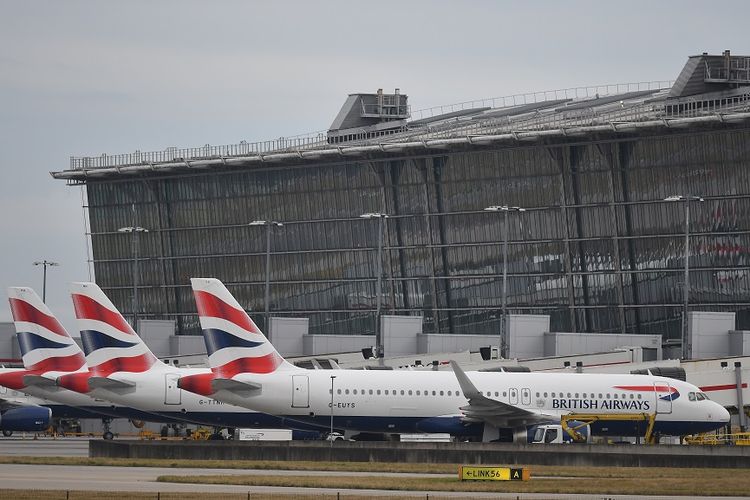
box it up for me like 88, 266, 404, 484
714, 403, 730, 423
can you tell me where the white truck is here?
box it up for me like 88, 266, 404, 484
530, 424, 589, 444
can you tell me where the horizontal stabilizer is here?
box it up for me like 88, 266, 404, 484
22, 375, 58, 387
212, 377, 262, 396
88, 376, 136, 391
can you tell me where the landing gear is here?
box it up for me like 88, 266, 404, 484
101, 417, 114, 440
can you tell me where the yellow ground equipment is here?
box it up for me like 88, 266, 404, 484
561, 413, 657, 444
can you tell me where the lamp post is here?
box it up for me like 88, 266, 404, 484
664, 195, 704, 360
484, 205, 526, 359
118, 225, 149, 328
32, 260, 60, 303
249, 220, 283, 339
329, 375, 336, 448
360, 212, 388, 358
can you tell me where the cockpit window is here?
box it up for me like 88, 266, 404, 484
696, 392, 708, 401
688, 392, 696, 401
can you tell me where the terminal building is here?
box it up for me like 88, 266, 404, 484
51, 51, 750, 362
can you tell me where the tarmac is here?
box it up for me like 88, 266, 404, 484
0, 437, 747, 499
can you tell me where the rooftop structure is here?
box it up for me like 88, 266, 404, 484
51, 52, 750, 342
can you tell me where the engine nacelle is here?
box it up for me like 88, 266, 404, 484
0, 406, 52, 432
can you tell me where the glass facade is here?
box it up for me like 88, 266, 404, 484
86, 125, 750, 338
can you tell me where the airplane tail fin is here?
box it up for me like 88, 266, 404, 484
7, 287, 86, 374
190, 278, 298, 376
69, 282, 160, 376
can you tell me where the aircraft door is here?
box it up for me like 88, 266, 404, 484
164, 374, 181, 405
509, 388, 519, 405
654, 381, 673, 414
292, 375, 309, 408
521, 388, 531, 406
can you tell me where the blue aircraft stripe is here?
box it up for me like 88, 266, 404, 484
16, 331, 70, 356
203, 328, 263, 355
80, 330, 137, 355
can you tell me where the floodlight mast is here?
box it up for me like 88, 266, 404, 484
249, 220, 283, 339
32, 260, 60, 303
484, 205, 526, 358
664, 195, 704, 359
360, 212, 388, 358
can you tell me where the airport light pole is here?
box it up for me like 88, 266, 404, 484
32, 260, 60, 303
249, 220, 283, 339
484, 205, 526, 359
329, 375, 336, 449
360, 212, 388, 358
118, 225, 149, 328
664, 195, 704, 360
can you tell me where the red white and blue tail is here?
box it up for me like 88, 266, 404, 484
70, 282, 160, 377
7, 287, 87, 375
191, 278, 298, 377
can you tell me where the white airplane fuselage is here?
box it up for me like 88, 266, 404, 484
93, 365, 320, 430
209, 369, 730, 437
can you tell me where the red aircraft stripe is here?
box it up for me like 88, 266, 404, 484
25, 353, 86, 373
0, 370, 29, 390
178, 372, 215, 396
215, 353, 282, 377
57, 372, 92, 394
90, 353, 157, 377
71, 294, 134, 335
700, 383, 749, 392
193, 290, 260, 334
613, 385, 674, 393
8, 298, 68, 337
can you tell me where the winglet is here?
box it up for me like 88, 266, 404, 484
450, 360, 482, 400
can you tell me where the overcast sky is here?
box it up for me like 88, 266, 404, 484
1, 0, 748, 335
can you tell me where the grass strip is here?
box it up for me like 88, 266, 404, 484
156, 471, 750, 496
0, 491, 357, 500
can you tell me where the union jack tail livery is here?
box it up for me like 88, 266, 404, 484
69, 282, 160, 377
191, 277, 297, 377
6, 287, 87, 387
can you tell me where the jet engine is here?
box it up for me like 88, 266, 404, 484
0, 406, 52, 432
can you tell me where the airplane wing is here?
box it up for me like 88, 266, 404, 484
450, 361, 556, 428
212, 378, 262, 396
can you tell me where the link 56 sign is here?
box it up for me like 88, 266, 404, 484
458, 466, 530, 481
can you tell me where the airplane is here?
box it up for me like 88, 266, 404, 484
1, 287, 175, 437
56, 282, 322, 437
178, 277, 732, 442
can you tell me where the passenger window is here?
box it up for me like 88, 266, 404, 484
369, 389, 373, 395
503, 391, 507, 397
376, 390, 381, 395
544, 392, 548, 398
630, 394, 634, 399
598, 393, 602, 399
447, 391, 452, 396
408, 390, 413, 396
606, 393, 610, 399
432, 391, 436, 396
574, 393, 579, 398
416, 391, 420, 396
494, 392, 499, 397
400, 390, 405, 395
637, 394, 642, 399
345, 389, 350, 395
440, 391, 444, 396
337, 389, 342, 394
